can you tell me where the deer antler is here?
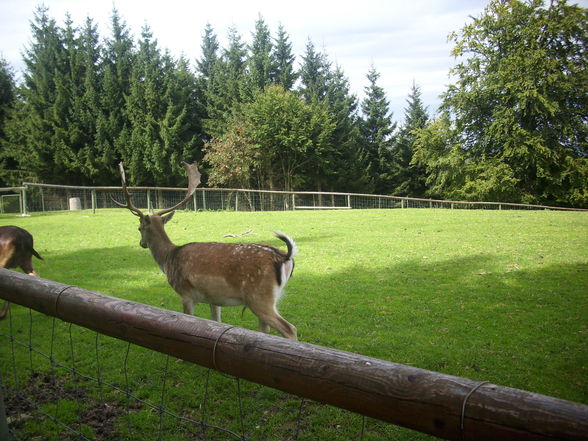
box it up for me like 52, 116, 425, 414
155, 162, 201, 216
112, 162, 145, 217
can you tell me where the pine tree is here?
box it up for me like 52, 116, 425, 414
51, 16, 104, 184
0, 58, 16, 185
195, 23, 219, 133
204, 26, 247, 138
15, 6, 68, 183
360, 65, 396, 194
125, 25, 168, 184
391, 82, 428, 196
313, 66, 368, 193
271, 24, 297, 90
0, 59, 15, 146
125, 26, 202, 186
97, 8, 135, 184
246, 16, 273, 94
298, 40, 330, 102
330, 67, 370, 192
196, 23, 219, 81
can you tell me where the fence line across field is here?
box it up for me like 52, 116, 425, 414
0, 183, 586, 215
1, 269, 587, 441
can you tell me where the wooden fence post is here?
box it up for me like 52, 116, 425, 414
91, 189, 97, 214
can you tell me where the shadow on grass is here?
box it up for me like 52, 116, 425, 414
289, 254, 587, 402
2, 243, 586, 407
31, 245, 164, 297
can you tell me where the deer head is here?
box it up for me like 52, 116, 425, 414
113, 162, 201, 248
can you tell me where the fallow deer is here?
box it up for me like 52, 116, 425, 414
113, 162, 298, 340
0, 225, 43, 319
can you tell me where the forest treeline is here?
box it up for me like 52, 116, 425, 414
0, 0, 586, 207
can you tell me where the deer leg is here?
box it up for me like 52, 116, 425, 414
249, 302, 297, 340
21, 257, 38, 277
181, 296, 194, 315
0, 248, 14, 319
259, 320, 270, 334
209, 305, 221, 322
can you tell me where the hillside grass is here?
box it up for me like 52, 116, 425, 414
1, 208, 587, 440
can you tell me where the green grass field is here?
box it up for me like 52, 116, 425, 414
1, 208, 587, 440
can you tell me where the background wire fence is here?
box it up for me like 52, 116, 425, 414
1, 183, 585, 215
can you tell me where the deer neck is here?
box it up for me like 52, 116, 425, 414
146, 225, 177, 275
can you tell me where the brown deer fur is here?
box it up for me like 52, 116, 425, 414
0, 225, 43, 319
114, 162, 298, 340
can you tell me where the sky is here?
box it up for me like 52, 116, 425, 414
1, 0, 587, 122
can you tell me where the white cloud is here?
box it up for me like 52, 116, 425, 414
3, 0, 585, 121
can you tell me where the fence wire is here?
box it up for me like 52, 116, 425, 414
0, 305, 398, 441
1, 184, 583, 215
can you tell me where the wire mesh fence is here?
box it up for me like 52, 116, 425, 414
0, 299, 401, 441
1, 183, 582, 215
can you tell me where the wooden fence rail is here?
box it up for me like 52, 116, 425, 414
0, 268, 587, 441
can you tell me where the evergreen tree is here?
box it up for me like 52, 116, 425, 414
298, 39, 330, 102
271, 24, 297, 90
0, 59, 15, 147
162, 55, 203, 174
97, 8, 135, 184
125, 26, 168, 184
360, 65, 396, 194
50, 16, 104, 184
195, 23, 219, 143
318, 66, 368, 193
125, 27, 201, 186
196, 23, 219, 81
204, 26, 247, 138
391, 82, 428, 196
12, 6, 68, 183
221, 26, 248, 104
0, 58, 16, 185
246, 16, 273, 95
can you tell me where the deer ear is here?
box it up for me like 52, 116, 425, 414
162, 211, 175, 224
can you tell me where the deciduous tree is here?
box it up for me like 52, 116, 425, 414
438, 0, 588, 206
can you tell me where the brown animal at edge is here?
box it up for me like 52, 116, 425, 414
0, 225, 43, 319
113, 162, 298, 340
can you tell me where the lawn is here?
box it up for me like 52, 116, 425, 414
1, 208, 587, 440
